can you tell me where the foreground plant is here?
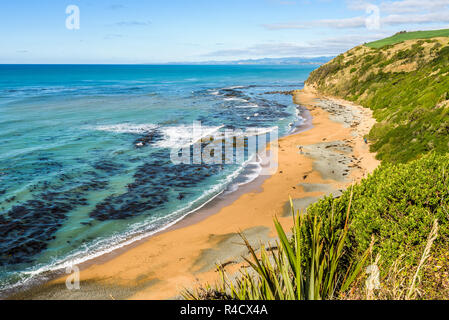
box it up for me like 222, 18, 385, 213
183, 190, 369, 300
343, 218, 440, 300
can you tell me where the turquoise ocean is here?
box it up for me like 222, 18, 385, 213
0, 64, 316, 293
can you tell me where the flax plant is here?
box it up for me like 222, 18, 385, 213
184, 190, 369, 300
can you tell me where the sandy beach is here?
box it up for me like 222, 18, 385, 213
10, 86, 379, 300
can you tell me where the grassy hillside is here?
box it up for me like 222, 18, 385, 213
366, 29, 449, 49
307, 35, 449, 163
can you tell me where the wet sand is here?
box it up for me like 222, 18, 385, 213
10, 86, 379, 300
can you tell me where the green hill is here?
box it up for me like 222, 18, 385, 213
366, 29, 449, 48
307, 34, 449, 163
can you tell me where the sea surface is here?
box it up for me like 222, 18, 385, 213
0, 64, 317, 293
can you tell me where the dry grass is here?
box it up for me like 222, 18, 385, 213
342, 219, 442, 300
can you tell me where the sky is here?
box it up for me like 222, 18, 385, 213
1, 0, 449, 63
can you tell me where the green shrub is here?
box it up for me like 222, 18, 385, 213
307, 153, 449, 268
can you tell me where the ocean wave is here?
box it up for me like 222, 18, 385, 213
234, 104, 259, 108
92, 123, 276, 150
95, 123, 159, 134
224, 85, 247, 90
223, 97, 247, 102
154, 124, 224, 149
224, 157, 262, 194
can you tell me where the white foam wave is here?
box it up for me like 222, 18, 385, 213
224, 86, 245, 90
234, 104, 259, 108
95, 123, 158, 134
224, 97, 247, 102
224, 156, 262, 194
154, 124, 224, 149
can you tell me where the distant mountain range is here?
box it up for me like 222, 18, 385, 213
163, 56, 334, 66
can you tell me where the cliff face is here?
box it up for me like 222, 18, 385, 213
306, 36, 449, 163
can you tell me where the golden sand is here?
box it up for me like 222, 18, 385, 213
16, 87, 379, 300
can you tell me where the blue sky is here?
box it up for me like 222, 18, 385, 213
1, 0, 449, 63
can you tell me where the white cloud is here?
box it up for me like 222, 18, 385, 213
265, 0, 449, 30
383, 11, 449, 25
203, 33, 389, 58
201, 0, 449, 61
346, 0, 449, 13
264, 16, 366, 29
380, 0, 449, 14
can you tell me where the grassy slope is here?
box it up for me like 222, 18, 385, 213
307, 36, 449, 163
366, 29, 449, 49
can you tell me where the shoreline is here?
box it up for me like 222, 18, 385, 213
1, 99, 312, 300
7, 86, 380, 300
2, 101, 312, 300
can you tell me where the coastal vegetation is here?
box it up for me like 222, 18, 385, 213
307, 31, 449, 163
185, 30, 449, 300
186, 153, 449, 300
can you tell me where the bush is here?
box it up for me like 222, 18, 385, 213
307, 153, 449, 267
